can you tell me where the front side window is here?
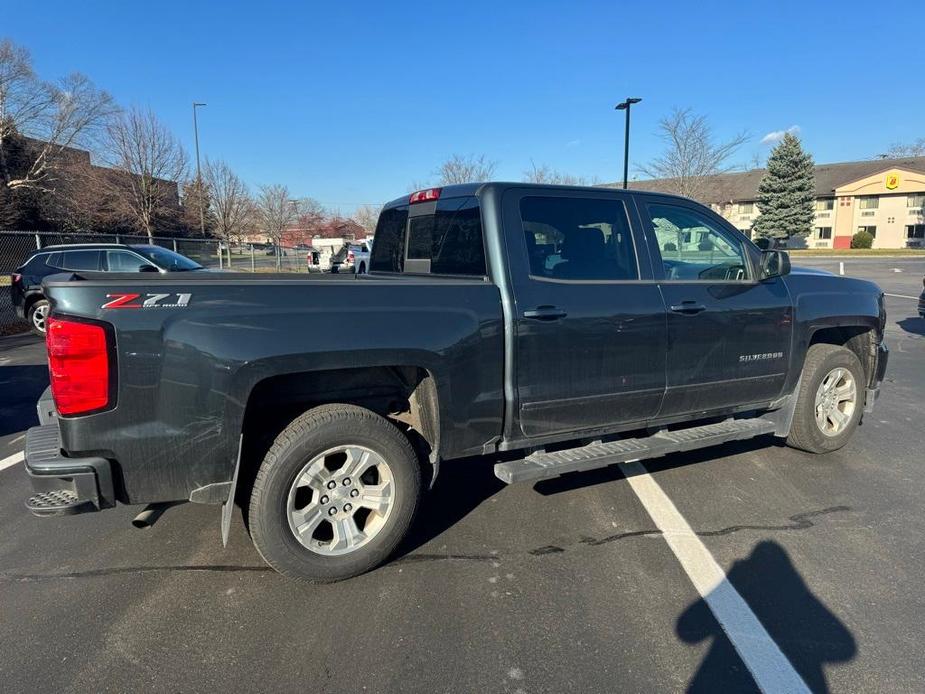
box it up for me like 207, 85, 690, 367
131, 246, 202, 271
519, 196, 638, 281
858, 196, 879, 210
647, 203, 750, 281
107, 250, 150, 272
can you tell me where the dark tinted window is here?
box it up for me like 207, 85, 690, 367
406, 197, 486, 275
520, 196, 637, 281
59, 250, 102, 271
44, 252, 63, 268
370, 205, 409, 272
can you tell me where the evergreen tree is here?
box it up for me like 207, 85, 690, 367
752, 133, 815, 241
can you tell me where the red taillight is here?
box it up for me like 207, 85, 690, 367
409, 187, 442, 204
11, 273, 21, 284
47, 317, 112, 416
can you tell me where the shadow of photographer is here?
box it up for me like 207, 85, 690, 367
677, 540, 856, 693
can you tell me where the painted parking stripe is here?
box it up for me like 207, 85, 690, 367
0, 451, 25, 472
622, 460, 811, 694
884, 293, 918, 300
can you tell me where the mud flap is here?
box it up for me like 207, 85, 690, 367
221, 435, 243, 547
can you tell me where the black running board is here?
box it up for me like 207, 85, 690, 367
494, 418, 777, 484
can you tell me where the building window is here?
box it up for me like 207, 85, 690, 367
907, 225, 925, 239
857, 225, 877, 237
908, 194, 925, 208
815, 198, 835, 211
814, 227, 832, 240
737, 202, 754, 215
858, 196, 879, 210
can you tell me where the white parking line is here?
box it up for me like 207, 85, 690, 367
884, 293, 918, 300
0, 451, 25, 472
622, 460, 810, 694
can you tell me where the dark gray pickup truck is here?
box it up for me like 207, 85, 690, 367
25, 182, 888, 582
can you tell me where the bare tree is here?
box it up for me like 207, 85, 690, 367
105, 107, 188, 239
204, 158, 252, 247
255, 183, 297, 268
435, 153, 497, 185
523, 161, 598, 186
639, 108, 748, 201
882, 138, 925, 158
352, 203, 381, 236
0, 38, 118, 193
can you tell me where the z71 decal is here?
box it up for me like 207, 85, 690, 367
102, 293, 192, 309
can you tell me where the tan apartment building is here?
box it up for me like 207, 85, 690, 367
609, 156, 925, 249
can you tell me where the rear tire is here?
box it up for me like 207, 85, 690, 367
28, 298, 50, 336
786, 344, 864, 454
249, 404, 422, 582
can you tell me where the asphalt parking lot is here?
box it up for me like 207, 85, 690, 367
1, 258, 923, 693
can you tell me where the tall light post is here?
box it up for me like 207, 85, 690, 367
614, 97, 641, 189
192, 102, 207, 236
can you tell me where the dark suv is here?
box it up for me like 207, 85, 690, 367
10, 244, 204, 335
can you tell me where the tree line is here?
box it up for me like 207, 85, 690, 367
0, 38, 375, 243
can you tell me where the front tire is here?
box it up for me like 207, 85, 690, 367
249, 404, 422, 582
786, 344, 864, 454
28, 298, 50, 336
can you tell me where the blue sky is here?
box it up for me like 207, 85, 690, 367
5, 0, 921, 212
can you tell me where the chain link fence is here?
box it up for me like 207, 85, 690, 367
1, 231, 323, 336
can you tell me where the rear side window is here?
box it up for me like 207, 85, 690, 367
59, 250, 102, 271
370, 196, 487, 276
106, 250, 147, 272
370, 206, 409, 273
520, 196, 638, 281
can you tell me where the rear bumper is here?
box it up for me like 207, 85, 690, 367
24, 422, 116, 516
864, 342, 889, 414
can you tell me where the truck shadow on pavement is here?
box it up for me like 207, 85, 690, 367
0, 364, 48, 437
676, 540, 856, 693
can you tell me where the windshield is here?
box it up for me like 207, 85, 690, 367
130, 245, 203, 271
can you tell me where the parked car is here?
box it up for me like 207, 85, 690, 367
350, 241, 372, 274
22, 183, 888, 583
10, 243, 203, 336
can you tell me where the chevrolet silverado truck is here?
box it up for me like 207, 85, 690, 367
25, 183, 888, 582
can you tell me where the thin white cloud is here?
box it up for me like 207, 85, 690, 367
566, 139, 581, 148
761, 125, 801, 145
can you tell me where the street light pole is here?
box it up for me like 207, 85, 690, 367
192, 102, 207, 236
615, 97, 641, 189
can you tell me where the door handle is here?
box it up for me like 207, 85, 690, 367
524, 306, 567, 321
669, 302, 707, 315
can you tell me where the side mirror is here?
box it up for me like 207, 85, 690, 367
759, 249, 790, 280
138, 264, 159, 273
754, 237, 772, 250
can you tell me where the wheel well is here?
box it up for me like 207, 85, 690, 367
237, 366, 439, 504
23, 292, 45, 314
809, 326, 876, 385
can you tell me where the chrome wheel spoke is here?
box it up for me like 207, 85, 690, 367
813, 366, 857, 437
292, 504, 325, 537
341, 447, 374, 480
359, 481, 393, 516
330, 516, 365, 552
829, 406, 849, 430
